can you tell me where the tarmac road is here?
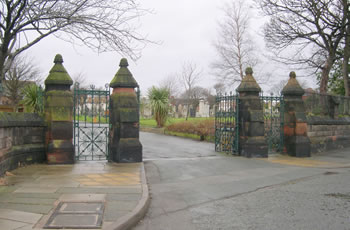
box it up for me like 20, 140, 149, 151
135, 132, 350, 230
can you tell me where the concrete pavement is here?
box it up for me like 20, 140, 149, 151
134, 132, 350, 230
0, 162, 149, 230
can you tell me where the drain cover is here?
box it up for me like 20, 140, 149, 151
44, 202, 104, 229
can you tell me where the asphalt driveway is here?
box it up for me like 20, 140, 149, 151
135, 132, 350, 230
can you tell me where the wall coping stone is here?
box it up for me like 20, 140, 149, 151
0, 112, 45, 128
307, 116, 350, 125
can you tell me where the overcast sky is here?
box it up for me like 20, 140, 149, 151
26, 0, 315, 95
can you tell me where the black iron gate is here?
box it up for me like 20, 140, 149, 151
214, 93, 284, 155
73, 84, 110, 161
214, 92, 240, 155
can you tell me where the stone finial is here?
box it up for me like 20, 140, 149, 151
120, 58, 129, 67
290, 71, 296, 79
237, 67, 261, 93
282, 71, 304, 96
54, 54, 63, 64
110, 58, 139, 88
245, 67, 253, 75
44, 54, 73, 86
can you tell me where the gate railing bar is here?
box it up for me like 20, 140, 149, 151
73, 83, 110, 161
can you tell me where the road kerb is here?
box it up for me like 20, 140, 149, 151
104, 162, 150, 230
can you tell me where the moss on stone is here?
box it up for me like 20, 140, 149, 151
49, 107, 72, 121
45, 90, 73, 97
110, 58, 139, 88
0, 112, 45, 127
44, 54, 73, 86
45, 93, 73, 107
282, 72, 305, 96
111, 92, 138, 108
237, 67, 261, 93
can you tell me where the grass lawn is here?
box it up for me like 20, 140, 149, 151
140, 117, 214, 128
140, 117, 215, 142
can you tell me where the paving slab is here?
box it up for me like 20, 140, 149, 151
0, 161, 149, 230
59, 193, 106, 202
106, 193, 141, 201
0, 219, 28, 230
9, 193, 61, 199
0, 208, 42, 224
0, 203, 53, 214
14, 225, 35, 230
57, 187, 142, 194
14, 187, 58, 194
103, 210, 128, 222
0, 196, 56, 205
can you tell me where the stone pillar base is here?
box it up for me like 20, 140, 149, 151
241, 137, 268, 158
285, 136, 311, 157
47, 140, 74, 164
115, 138, 142, 163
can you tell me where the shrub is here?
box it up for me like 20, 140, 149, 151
166, 119, 215, 141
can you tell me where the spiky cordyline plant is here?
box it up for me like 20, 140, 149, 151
148, 86, 170, 127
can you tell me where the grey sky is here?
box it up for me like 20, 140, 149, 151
26, 0, 314, 94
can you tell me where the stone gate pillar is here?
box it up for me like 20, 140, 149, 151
282, 72, 311, 157
109, 58, 142, 163
44, 54, 74, 164
237, 68, 268, 158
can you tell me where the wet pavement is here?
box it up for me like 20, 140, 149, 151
134, 132, 350, 230
0, 162, 148, 230
0, 132, 349, 230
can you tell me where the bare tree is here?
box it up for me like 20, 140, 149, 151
3, 56, 41, 109
270, 78, 310, 96
0, 0, 149, 81
159, 74, 180, 98
256, 0, 348, 94
178, 62, 202, 120
213, 83, 226, 95
180, 86, 209, 115
72, 72, 88, 89
211, 0, 258, 87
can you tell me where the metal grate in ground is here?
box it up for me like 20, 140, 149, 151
44, 202, 104, 229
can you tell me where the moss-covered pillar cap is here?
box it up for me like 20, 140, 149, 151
44, 54, 73, 86
282, 72, 305, 96
110, 58, 139, 89
237, 67, 261, 93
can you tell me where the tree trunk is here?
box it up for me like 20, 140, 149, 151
319, 56, 334, 94
0, 52, 7, 82
343, 24, 350, 96
186, 104, 189, 121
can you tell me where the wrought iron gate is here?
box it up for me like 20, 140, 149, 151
214, 93, 284, 155
73, 84, 110, 161
261, 95, 284, 153
214, 92, 240, 155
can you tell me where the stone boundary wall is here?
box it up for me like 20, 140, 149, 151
307, 116, 350, 153
0, 112, 46, 176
